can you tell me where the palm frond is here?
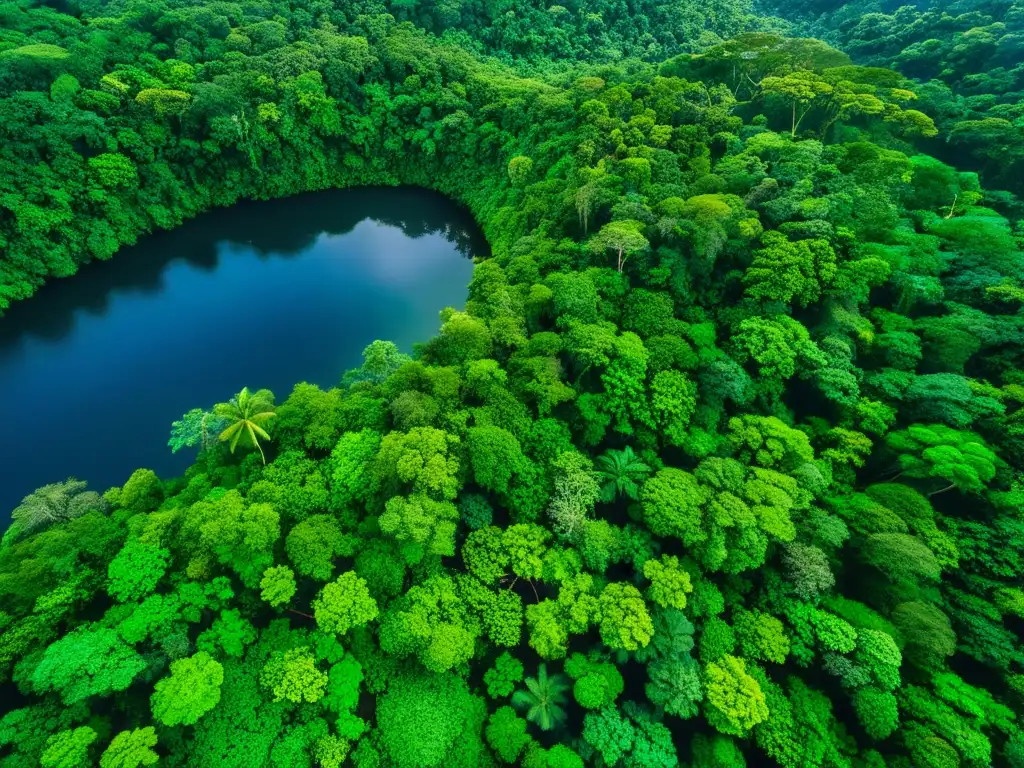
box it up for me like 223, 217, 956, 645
219, 421, 244, 442
250, 422, 272, 441
511, 690, 533, 710
214, 388, 276, 461
513, 664, 570, 732
246, 422, 260, 449
595, 446, 651, 501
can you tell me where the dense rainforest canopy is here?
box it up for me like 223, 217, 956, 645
1, 0, 1024, 766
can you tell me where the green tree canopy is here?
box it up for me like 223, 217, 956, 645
150, 652, 224, 727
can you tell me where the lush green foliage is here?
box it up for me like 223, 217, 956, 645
1, 0, 1023, 765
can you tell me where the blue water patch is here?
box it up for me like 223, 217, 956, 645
0, 187, 482, 524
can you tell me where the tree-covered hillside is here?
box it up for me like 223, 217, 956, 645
1, 0, 1023, 767
758, 0, 1024, 201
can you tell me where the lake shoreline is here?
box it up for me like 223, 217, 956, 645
0, 187, 482, 526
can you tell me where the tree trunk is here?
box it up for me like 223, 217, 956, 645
288, 608, 314, 620
528, 578, 540, 603
928, 483, 958, 497
793, 104, 813, 137
574, 362, 593, 386
617, 246, 624, 272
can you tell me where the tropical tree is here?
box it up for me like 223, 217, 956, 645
587, 220, 650, 272
150, 652, 224, 727
41, 727, 97, 768
312, 572, 379, 636
595, 446, 651, 502
168, 408, 227, 453
100, 727, 159, 768
10, 479, 108, 538
512, 664, 571, 731
760, 70, 834, 136
260, 566, 297, 609
886, 424, 1000, 495
32, 627, 146, 705
547, 451, 602, 538
214, 387, 276, 463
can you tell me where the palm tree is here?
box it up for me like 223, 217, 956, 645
512, 664, 570, 731
214, 387, 276, 464
595, 446, 651, 502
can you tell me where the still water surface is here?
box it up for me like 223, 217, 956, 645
0, 187, 483, 523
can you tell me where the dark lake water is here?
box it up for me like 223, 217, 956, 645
0, 187, 483, 524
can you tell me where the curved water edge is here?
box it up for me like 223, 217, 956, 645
0, 187, 486, 526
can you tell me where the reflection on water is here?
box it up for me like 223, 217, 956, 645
0, 187, 485, 346
0, 187, 484, 524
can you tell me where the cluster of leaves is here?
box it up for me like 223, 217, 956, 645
1, 0, 1024, 766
